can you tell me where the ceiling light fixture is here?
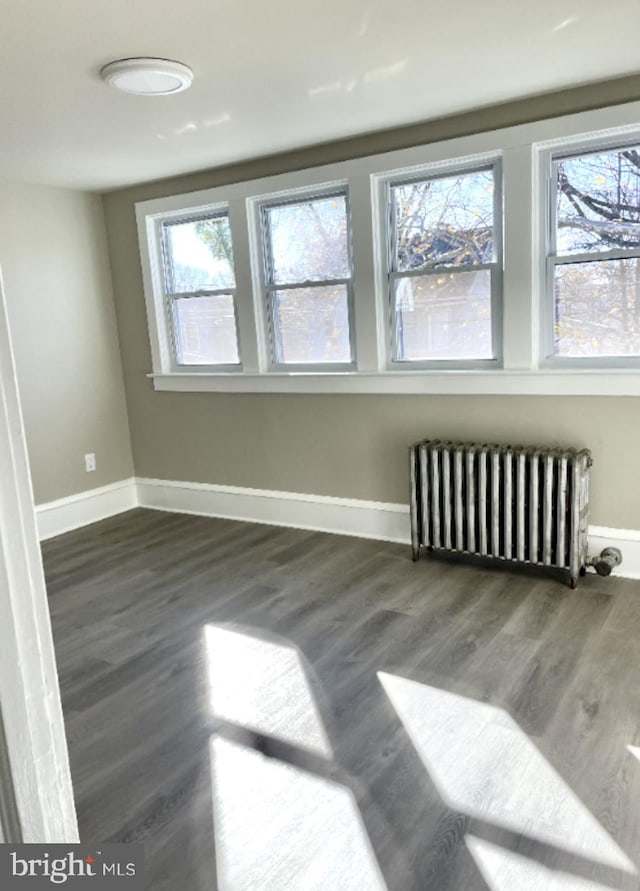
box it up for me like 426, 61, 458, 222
101, 58, 193, 96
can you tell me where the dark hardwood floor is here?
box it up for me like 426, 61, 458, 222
42, 508, 640, 890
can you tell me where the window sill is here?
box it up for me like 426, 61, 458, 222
148, 370, 640, 397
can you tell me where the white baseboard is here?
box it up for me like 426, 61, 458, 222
35, 478, 137, 541
588, 526, 640, 580
135, 477, 410, 544
35, 475, 640, 581
136, 477, 640, 580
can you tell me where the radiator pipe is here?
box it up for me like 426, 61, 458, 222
587, 547, 623, 577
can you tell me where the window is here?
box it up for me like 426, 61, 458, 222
258, 189, 355, 368
160, 210, 241, 368
548, 143, 640, 362
386, 164, 501, 367
136, 99, 640, 395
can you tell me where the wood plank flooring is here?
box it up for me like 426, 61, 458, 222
42, 508, 640, 890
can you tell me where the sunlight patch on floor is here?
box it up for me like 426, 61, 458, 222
209, 735, 387, 891
466, 835, 619, 891
627, 745, 640, 762
204, 624, 332, 757
378, 672, 636, 875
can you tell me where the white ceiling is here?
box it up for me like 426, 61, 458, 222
1, 0, 640, 192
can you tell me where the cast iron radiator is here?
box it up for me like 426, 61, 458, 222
409, 439, 592, 587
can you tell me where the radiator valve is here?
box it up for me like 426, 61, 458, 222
587, 547, 623, 577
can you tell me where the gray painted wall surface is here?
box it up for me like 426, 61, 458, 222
0, 178, 133, 504
102, 80, 640, 530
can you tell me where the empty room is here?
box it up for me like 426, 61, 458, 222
0, 1, 640, 889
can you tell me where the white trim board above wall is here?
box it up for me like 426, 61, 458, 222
149, 370, 640, 397
34, 476, 640, 581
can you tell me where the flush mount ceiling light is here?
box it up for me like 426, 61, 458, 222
101, 58, 193, 95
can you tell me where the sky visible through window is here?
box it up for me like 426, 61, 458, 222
392, 169, 495, 270
556, 147, 640, 255
165, 216, 235, 293
163, 214, 238, 365
554, 145, 640, 357
266, 194, 349, 285
263, 194, 352, 365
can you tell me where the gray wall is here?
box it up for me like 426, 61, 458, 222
0, 178, 133, 504
102, 79, 640, 531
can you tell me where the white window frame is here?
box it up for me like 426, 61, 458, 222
382, 158, 503, 370
136, 98, 640, 396
159, 208, 242, 372
137, 198, 248, 374
254, 184, 356, 371
541, 136, 640, 368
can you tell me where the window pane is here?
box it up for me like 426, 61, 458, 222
164, 215, 236, 292
266, 194, 349, 285
173, 295, 239, 365
272, 284, 351, 364
554, 258, 640, 357
556, 147, 640, 255
392, 169, 494, 271
393, 270, 492, 361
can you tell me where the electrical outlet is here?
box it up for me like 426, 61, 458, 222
85, 453, 96, 473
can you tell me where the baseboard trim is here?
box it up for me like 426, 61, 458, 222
35, 476, 640, 580
588, 526, 640, 580
35, 478, 137, 541
135, 477, 410, 544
